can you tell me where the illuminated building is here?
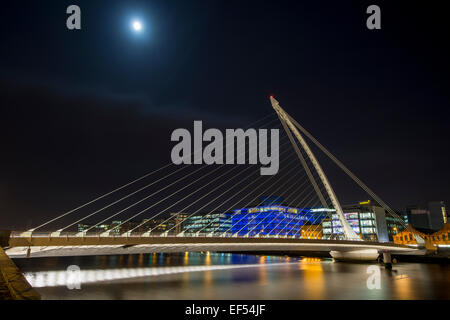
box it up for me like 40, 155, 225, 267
393, 223, 450, 248
77, 221, 139, 234
386, 213, 406, 240
300, 224, 322, 239
77, 224, 90, 232
144, 218, 168, 232
77, 223, 110, 233
322, 212, 368, 240
182, 212, 232, 234
231, 206, 317, 236
110, 220, 123, 235
230, 197, 327, 236
167, 213, 189, 234
322, 200, 396, 242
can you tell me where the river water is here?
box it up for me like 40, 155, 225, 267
12, 252, 450, 299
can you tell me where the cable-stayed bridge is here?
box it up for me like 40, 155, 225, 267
5, 97, 422, 261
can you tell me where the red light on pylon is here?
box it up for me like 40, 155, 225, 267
269, 94, 274, 98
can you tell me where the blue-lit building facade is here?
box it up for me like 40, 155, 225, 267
230, 197, 327, 236
231, 206, 318, 236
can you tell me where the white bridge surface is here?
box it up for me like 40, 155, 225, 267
6, 236, 420, 258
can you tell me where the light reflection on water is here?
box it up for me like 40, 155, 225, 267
24, 262, 292, 289
301, 259, 324, 299
13, 253, 450, 300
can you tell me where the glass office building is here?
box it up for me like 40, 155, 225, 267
322, 211, 376, 240
322, 200, 393, 242
182, 212, 232, 234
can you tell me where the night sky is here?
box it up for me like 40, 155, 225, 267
1, 1, 449, 230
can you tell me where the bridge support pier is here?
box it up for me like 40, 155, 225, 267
383, 251, 392, 270
330, 249, 379, 262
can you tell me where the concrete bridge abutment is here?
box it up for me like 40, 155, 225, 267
330, 249, 380, 262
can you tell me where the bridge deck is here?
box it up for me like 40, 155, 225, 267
6, 235, 419, 258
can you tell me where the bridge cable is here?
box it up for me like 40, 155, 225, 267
263, 182, 325, 237
241, 170, 312, 237
287, 114, 415, 237
222, 162, 305, 236
28, 112, 278, 232
128, 134, 295, 235
80, 117, 284, 234
158, 137, 299, 235
103, 123, 289, 235
180, 151, 303, 236
192, 153, 304, 236
225, 133, 321, 237
215, 160, 304, 237
277, 186, 328, 238
249, 141, 332, 237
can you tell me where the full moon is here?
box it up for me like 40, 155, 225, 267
132, 20, 142, 32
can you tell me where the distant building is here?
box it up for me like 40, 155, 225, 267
393, 223, 450, 248
322, 210, 377, 240
300, 224, 322, 239
115, 221, 140, 234
386, 212, 407, 240
230, 207, 326, 237
346, 201, 391, 242
428, 201, 447, 231
167, 213, 189, 234
110, 221, 122, 235
144, 218, 168, 233
77, 223, 109, 233
77, 224, 91, 232
182, 212, 232, 234
322, 200, 400, 242
215, 196, 328, 237
406, 201, 447, 231
77, 221, 139, 234
407, 205, 431, 230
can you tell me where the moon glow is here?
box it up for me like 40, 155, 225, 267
132, 20, 142, 32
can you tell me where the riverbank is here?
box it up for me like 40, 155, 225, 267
0, 247, 40, 300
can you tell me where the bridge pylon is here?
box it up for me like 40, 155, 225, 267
270, 96, 360, 241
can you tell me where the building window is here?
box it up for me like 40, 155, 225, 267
360, 220, 373, 227
360, 213, 372, 219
